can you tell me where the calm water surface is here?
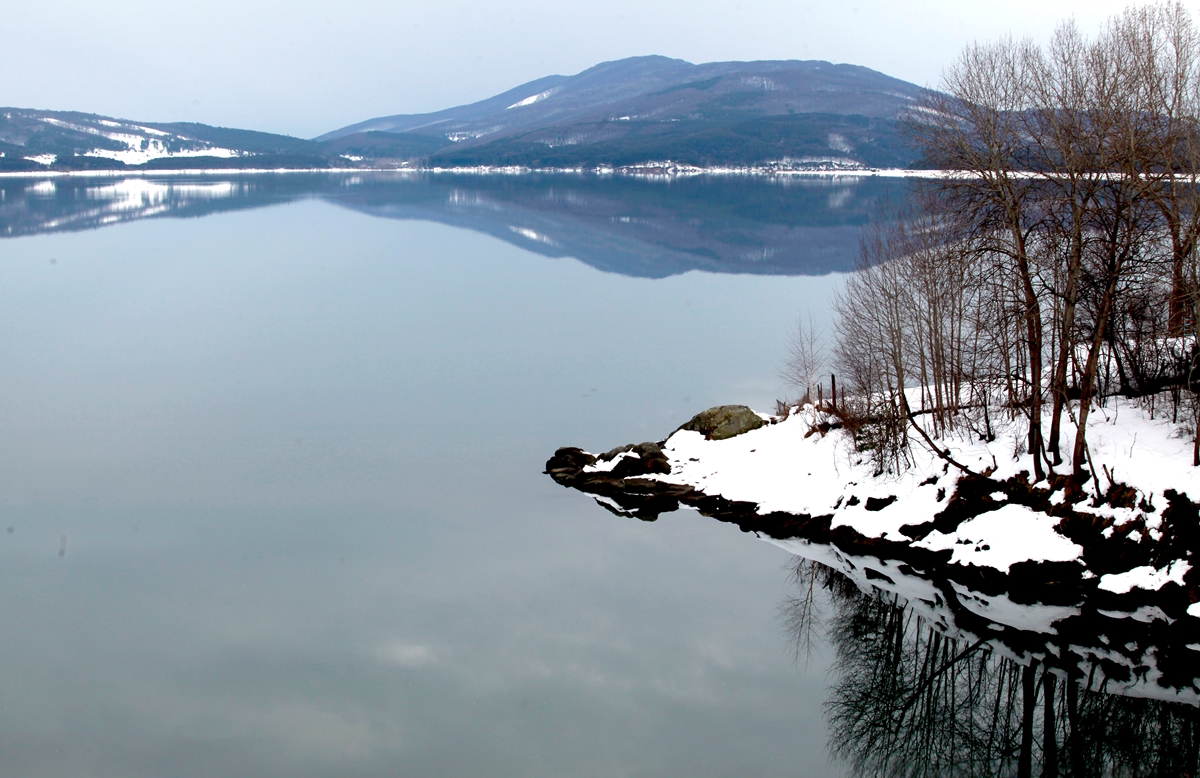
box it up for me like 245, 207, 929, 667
0, 175, 863, 777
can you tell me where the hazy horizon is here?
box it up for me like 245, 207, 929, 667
4, 0, 1168, 140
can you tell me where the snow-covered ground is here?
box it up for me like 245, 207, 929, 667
640, 398, 1195, 576
82, 141, 240, 166
36, 116, 243, 166
564, 394, 1200, 701
578, 396, 1200, 700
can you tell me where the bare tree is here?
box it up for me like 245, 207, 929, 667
910, 36, 1051, 481
828, 2, 1200, 480
782, 314, 827, 406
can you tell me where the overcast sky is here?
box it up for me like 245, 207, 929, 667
3, 0, 1165, 139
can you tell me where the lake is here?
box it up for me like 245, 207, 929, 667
0, 172, 894, 777
6, 172, 1187, 777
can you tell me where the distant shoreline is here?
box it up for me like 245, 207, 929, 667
0, 164, 944, 180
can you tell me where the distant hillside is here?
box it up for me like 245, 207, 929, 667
0, 58, 931, 173
0, 109, 340, 172
320, 56, 930, 169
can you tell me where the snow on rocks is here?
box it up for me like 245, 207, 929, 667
583, 450, 641, 473
546, 395, 1200, 703
914, 504, 1084, 573
548, 397, 1200, 606
1098, 561, 1191, 594
647, 405, 946, 541
636, 397, 1197, 569
550, 398, 1199, 581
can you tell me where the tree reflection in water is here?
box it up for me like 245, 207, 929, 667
785, 559, 1200, 777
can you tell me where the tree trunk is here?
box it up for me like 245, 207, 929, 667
1048, 221, 1084, 467
1012, 226, 1046, 482
1171, 240, 1189, 335
1042, 670, 1058, 777
1019, 661, 1039, 778
1073, 258, 1123, 482
1194, 411, 1199, 468
1066, 675, 1082, 778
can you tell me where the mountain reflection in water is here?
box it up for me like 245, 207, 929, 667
0, 173, 904, 278
783, 555, 1200, 777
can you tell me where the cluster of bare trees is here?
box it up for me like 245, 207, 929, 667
832, 2, 1200, 480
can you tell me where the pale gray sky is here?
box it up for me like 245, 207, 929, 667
3, 0, 1165, 139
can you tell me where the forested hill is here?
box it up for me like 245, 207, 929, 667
320, 56, 930, 170
0, 57, 930, 173
0, 109, 341, 173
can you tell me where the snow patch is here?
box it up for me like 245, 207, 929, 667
1098, 561, 1191, 594
949, 580, 1079, 633
84, 141, 240, 166
827, 133, 854, 154
507, 88, 560, 110
1097, 605, 1174, 623
507, 225, 556, 245
583, 451, 639, 473
915, 504, 1084, 573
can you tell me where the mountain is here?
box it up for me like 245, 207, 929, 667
0, 57, 929, 173
319, 56, 929, 169
0, 109, 341, 172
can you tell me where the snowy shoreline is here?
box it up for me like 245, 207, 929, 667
546, 400, 1200, 703
553, 398, 1199, 585
0, 164, 945, 180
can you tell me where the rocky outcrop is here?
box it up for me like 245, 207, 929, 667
544, 414, 1200, 701
675, 405, 765, 440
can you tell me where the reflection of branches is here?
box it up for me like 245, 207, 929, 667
1069, 691, 1200, 777
782, 560, 1200, 777
780, 558, 824, 666
824, 589, 1025, 777
894, 635, 990, 720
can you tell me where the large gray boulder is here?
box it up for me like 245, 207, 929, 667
675, 405, 765, 441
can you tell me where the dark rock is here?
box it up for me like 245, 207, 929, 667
545, 447, 597, 484
596, 442, 671, 478
1106, 479, 1137, 509
675, 405, 765, 441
